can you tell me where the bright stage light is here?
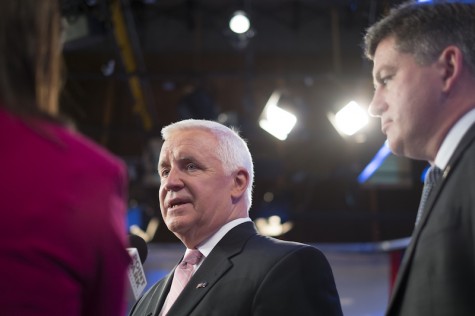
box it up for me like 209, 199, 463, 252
229, 11, 250, 34
259, 91, 297, 141
329, 101, 369, 136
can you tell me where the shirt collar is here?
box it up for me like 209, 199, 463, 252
195, 217, 252, 258
434, 108, 475, 170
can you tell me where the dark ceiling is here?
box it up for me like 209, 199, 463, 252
60, 0, 427, 243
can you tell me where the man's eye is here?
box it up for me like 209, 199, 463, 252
381, 75, 392, 86
186, 163, 197, 171
160, 169, 170, 177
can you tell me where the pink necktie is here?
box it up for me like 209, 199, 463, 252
161, 249, 203, 315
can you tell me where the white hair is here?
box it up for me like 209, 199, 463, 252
161, 119, 254, 210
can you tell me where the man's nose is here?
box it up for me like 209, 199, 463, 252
368, 90, 385, 117
162, 168, 183, 191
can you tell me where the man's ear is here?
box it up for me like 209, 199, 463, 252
437, 45, 463, 93
231, 169, 249, 201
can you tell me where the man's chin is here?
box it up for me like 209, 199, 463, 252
166, 218, 192, 235
166, 218, 183, 231
386, 137, 402, 156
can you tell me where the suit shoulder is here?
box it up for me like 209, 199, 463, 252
248, 233, 325, 257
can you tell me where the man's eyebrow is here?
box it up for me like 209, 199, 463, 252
158, 155, 195, 167
373, 65, 396, 82
158, 160, 169, 169
176, 154, 197, 162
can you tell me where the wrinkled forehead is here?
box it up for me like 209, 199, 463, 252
158, 129, 219, 164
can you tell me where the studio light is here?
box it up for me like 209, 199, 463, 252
259, 90, 297, 141
255, 216, 293, 237
328, 100, 369, 137
229, 10, 250, 34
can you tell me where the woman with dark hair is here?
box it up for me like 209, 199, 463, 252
0, 1, 130, 315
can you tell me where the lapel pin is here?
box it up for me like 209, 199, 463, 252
196, 282, 208, 289
443, 165, 451, 178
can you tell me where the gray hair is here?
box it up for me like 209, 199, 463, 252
364, 1, 475, 75
161, 119, 254, 210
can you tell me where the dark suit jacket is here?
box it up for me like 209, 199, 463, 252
387, 123, 475, 316
130, 222, 343, 316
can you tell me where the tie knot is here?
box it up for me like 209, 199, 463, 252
183, 249, 203, 266
426, 166, 442, 186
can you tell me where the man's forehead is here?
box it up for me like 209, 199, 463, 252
159, 139, 210, 162
372, 38, 398, 73
159, 143, 187, 160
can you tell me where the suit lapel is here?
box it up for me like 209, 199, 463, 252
137, 269, 174, 316
387, 123, 475, 314
417, 124, 475, 229
168, 222, 257, 315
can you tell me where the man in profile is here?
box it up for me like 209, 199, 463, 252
364, 2, 475, 315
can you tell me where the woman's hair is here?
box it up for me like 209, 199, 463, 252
162, 119, 255, 210
0, 0, 62, 117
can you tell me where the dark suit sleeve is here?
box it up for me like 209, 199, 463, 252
252, 245, 343, 316
128, 280, 165, 316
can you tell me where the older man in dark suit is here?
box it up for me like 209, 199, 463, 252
129, 119, 342, 316
364, 2, 475, 315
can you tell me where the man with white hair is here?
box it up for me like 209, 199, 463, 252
129, 119, 342, 316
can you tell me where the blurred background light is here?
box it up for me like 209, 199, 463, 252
329, 101, 369, 136
255, 215, 293, 237
358, 141, 392, 184
229, 10, 250, 34
259, 90, 297, 141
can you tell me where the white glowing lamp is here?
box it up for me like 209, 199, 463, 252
333, 101, 369, 136
229, 11, 250, 34
259, 91, 297, 141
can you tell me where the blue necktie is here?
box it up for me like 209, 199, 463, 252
415, 166, 442, 226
